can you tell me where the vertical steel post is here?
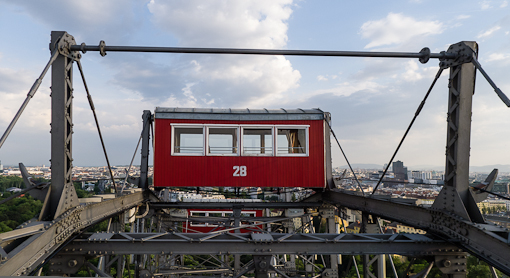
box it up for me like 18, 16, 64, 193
140, 110, 151, 190
433, 41, 482, 223
320, 205, 339, 275
445, 42, 477, 199
49, 31, 79, 219
233, 207, 242, 272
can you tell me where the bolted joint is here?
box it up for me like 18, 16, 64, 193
439, 41, 477, 69
99, 40, 107, 57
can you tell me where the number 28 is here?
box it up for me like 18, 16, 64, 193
233, 166, 247, 177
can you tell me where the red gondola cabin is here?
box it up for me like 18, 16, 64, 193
154, 108, 333, 188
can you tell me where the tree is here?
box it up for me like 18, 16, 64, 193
0, 195, 42, 232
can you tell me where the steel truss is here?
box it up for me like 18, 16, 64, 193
0, 32, 509, 277
61, 232, 462, 256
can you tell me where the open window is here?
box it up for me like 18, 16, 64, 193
276, 127, 308, 155
242, 127, 273, 155
173, 126, 204, 155
208, 127, 238, 155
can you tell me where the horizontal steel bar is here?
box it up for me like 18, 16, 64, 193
70, 44, 456, 60
150, 201, 323, 209
61, 232, 461, 256
0, 223, 47, 243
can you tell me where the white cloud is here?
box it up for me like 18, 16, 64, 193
477, 26, 501, 38
317, 75, 328, 81
456, 15, 471, 20
148, 0, 293, 48
486, 52, 510, 62
138, 0, 301, 108
0, 67, 51, 130
360, 13, 443, 49
400, 61, 423, 81
480, 0, 492, 9
311, 81, 385, 98
502, 1, 508, 7
0, 0, 144, 42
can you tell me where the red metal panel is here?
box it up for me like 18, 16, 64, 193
154, 119, 325, 188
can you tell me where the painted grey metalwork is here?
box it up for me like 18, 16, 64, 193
432, 42, 484, 223
60, 232, 461, 256
316, 189, 510, 275
70, 43, 455, 62
155, 107, 327, 121
140, 110, 152, 191
49, 31, 80, 220
0, 191, 149, 276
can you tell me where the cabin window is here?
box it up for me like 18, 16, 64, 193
171, 124, 308, 156
242, 128, 273, 155
209, 212, 223, 217
189, 211, 207, 226
208, 127, 238, 155
173, 126, 204, 155
276, 127, 307, 155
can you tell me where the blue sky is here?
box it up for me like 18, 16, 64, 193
0, 0, 509, 169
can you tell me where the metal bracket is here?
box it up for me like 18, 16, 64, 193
253, 255, 273, 278
48, 254, 85, 275
435, 253, 467, 275
322, 268, 338, 277
54, 33, 81, 61
99, 40, 107, 57
439, 42, 476, 69
319, 205, 336, 218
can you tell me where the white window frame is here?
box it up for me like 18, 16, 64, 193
189, 210, 236, 227
275, 125, 309, 157
240, 125, 274, 156
171, 124, 205, 156
170, 124, 310, 157
206, 125, 240, 157
189, 211, 208, 227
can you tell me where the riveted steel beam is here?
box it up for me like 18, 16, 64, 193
321, 189, 510, 276
49, 31, 80, 219
60, 232, 460, 256
0, 191, 147, 276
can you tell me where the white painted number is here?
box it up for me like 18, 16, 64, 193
233, 166, 247, 177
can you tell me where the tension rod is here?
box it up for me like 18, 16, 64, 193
71, 42, 456, 62
0, 49, 59, 149
471, 58, 510, 107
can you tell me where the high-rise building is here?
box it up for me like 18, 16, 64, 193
392, 160, 408, 181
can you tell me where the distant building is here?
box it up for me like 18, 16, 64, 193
387, 222, 426, 234
392, 160, 408, 181
493, 183, 510, 194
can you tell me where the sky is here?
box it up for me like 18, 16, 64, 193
0, 0, 509, 169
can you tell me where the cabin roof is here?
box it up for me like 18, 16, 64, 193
154, 107, 329, 121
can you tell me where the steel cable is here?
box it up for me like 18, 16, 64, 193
0, 49, 59, 149
325, 120, 364, 196
371, 67, 444, 195
120, 125, 144, 195
76, 60, 117, 191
